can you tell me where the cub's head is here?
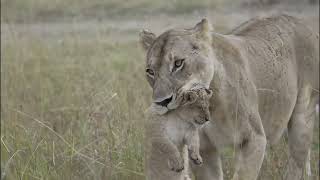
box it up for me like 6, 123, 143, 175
140, 19, 215, 113
177, 87, 213, 125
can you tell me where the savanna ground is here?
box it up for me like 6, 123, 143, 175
1, 0, 319, 179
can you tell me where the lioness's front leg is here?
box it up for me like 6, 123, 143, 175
191, 126, 223, 180
152, 138, 184, 172
232, 113, 267, 180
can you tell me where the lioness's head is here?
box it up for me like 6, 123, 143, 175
140, 19, 215, 112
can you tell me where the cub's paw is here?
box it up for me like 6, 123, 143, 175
189, 151, 203, 165
194, 117, 208, 125
168, 156, 184, 172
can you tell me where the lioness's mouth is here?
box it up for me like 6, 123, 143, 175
149, 93, 179, 115
149, 103, 169, 115
155, 95, 172, 107
167, 93, 179, 110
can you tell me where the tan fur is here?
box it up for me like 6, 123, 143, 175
141, 14, 319, 180
145, 88, 212, 180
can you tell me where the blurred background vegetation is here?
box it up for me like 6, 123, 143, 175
1, 0, 319, 179
2, 0, 228, 23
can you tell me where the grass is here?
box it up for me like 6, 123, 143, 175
2, 25, 319, 180
1, 0, 319, 180
221, 124, 319, 180
1, 27, 151, 179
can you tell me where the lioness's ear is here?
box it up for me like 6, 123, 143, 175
194, 18, 213, 41
139, 29, 156, 51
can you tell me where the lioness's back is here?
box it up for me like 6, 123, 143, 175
231, 14, 319, 89
225, 14, 319, 142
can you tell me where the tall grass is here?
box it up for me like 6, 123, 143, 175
2, 24, 319, 180
1, 0, 319, 179
1, 26, 152, 179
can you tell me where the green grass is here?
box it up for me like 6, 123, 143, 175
1, 0, 319, 179
1, 28, 151, 179
2, 24, 319, 180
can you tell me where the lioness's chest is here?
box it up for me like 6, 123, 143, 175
165, 117, 189, 147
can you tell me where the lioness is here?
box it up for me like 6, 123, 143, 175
140, 14, 319, 180
145, 87, 213, 180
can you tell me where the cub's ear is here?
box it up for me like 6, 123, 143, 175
194, 18, 213, 42
139, 29, 156, 51
182, 91, 198, 106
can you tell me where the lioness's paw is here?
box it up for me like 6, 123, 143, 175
168, 156, 184, 172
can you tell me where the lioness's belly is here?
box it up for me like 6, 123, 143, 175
245, 37, 298, 144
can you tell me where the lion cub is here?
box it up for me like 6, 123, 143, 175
145, 87, 212, 180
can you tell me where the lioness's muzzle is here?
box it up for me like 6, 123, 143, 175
154, 95, 173, 107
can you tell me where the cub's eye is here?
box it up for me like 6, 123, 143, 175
174, 59, 184, 68
146, 68, 154, 77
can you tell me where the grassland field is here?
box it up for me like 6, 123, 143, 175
1, 0, 319, 179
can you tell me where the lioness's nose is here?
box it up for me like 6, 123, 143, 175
155, 95, 173, 107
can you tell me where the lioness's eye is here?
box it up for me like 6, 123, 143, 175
146, 68, 154, 77
174, 59, 184, 68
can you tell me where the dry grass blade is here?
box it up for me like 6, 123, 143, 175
10, 108, 145, 177
1, 136, 11, 153
21, 138, 44, 179
1, 150, 24, 179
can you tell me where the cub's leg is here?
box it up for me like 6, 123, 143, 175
182, 145, 192, 180
185, 127, 202, 165
286, 88, 317, 180
232, 110, 266, 180
191, 126, 223, 180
